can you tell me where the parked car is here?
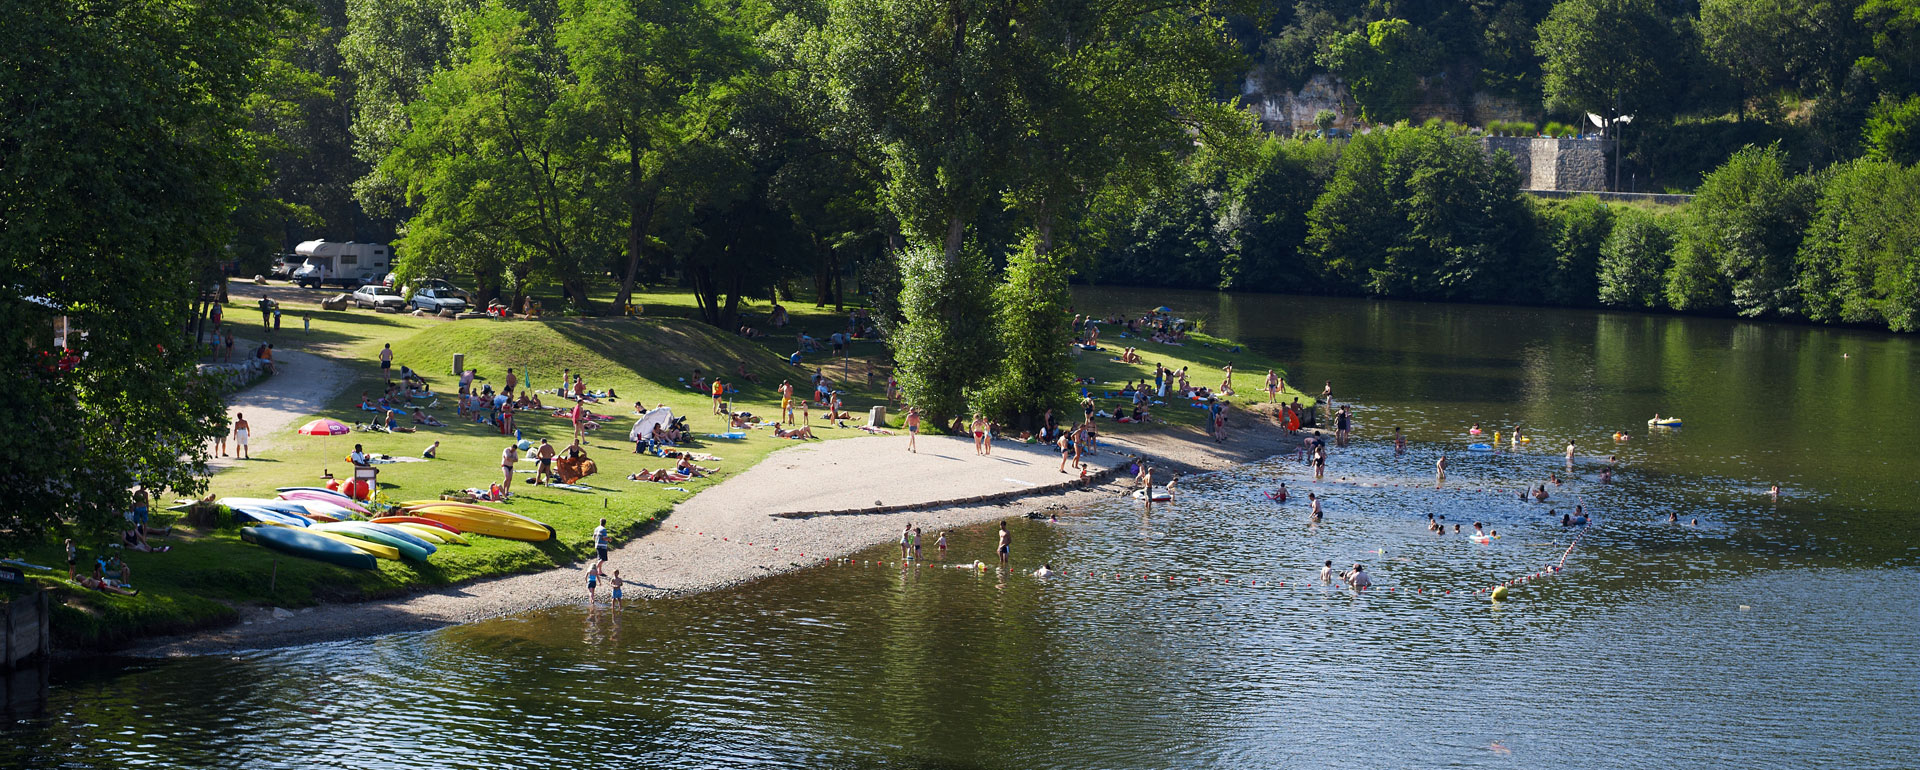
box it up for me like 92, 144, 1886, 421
413, 278, 470, 301
350, 284, 408, 310
409, 287, 468, 314
270, 253, 304, 278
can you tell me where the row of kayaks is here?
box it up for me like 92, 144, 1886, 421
226, 488, 554, 570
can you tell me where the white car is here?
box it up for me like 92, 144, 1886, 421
350, 284, 407, 310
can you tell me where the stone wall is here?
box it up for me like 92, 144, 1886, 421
197, 359, 273, 393
1480, 137, 1611, 192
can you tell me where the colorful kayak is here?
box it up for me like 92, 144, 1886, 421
1131, 487, 1173, 502
268, 498, 353, 522
1468, 443, 1494, 452
370, 516, 463, 535
227, 505, 312, 528
242, 526, 377, 570
280, 490, 369, 514
388, 523, 453, 545
275, 486, 359, 503
305, 529, 401, 560
311, 522, 435, 561
1648, 417, 1683, 427
403, 506, 552, 542
398, 500, 556, 539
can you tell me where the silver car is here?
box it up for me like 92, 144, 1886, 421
350, 284, 408, 310
410, 287, 468, 313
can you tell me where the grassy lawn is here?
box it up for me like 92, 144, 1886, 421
9, 285, 1307, 649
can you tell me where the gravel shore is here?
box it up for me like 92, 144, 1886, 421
131, 408, 1302, 657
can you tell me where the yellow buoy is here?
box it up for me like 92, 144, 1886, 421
1490, 586, 1511, 602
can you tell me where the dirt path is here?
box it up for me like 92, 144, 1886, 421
134, 409, 1300, 656
206, 344, 353, 471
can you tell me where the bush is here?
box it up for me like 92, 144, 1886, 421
1305, 125, 1533, 300
1796, 160, 1920, 330
973, 241, 1075, 428
1666, 144, 1819, 316
1536, 196, 1614, 306
890, 243, 997, 426
1598, 208, 1676, 308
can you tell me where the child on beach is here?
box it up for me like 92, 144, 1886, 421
586, 560, 604, 603
609, 570, 624, 606
936, 531, 947, 558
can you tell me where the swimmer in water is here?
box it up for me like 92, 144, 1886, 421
1472, 522, 1485, 538
1489, 529, 1499, 538
1599, 467, 1613, 484
1393, 426, 1407, 455
1272, 482, 1289, 503
1427, 513, 1440, 532
1320, 559, 1334, 584
1668, 510, 1678, 523
1470, 422, 1481, 435
1562, 512, 1572, 526
1769, 484, 1781, 497
1344, 563, 1372, 590
1689, 518, 1698, 526
1435, 453, 1448, 488
1165, 472, 1179, 501
1308, 492, 1323, 524
1550, 472, 1562, 486
1533, 484, 1550, 502
1032, 563, 1054, 578
1452, 523, 1461, 534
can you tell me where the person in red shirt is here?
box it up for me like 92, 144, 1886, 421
571, 400, 586, 441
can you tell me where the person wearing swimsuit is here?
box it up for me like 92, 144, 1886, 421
997, 522, 1011, 565
905, 407, 921, 453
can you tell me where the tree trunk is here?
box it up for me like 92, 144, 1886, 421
616, 141, 652, 311
943, 215, 966, 264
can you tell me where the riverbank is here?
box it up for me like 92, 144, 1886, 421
12, 283, 1307, 656
130, 412, 1301, 656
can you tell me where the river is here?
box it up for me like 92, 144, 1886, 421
7, 289, 1916, 769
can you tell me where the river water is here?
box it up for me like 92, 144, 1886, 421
9, 289, 1917, 769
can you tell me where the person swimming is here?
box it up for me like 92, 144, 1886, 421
1470, 423, 1481, 435
1271, 482, 1289, 503
1032, 563, 1054, 578
1320, 559, 1334, 585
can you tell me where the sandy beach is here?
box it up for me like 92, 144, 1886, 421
130, 412, 1302, 657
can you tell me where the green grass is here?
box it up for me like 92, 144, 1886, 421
21, 286, 1303, 650
27, 307, 898, 649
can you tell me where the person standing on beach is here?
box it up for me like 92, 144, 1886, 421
901, 523, 913, 561
1221, 363, 1235, 394
779, 380, 794, 422
213, 412, 229, 457
971, 413, 987, 455
534, 439, 557, 485
905, 407, 921, 452
609, 569, 624, 607
504, 368, 518, 398
593, 518, 610, 561
585, 560, 603, 603
711, 377, 726, 415
380, 343, 394, 383
232, 413, 251, 460
1266, 370, 1280, 403
500, 442, 518, 496
997, 522, 1011, 566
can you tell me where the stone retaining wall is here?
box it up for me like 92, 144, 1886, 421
197, 359, 273, 394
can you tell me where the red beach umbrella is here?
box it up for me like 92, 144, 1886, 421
296, 418, 351, 436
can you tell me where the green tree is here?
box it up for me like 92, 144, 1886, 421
1797, 159, 1920, 330
1534, 0, 1679, 126
561, 0, 757, 313
1665, 144, 1819, 315
1863, 94, 1920, 164
383, 5, 608, 308
2, 0, 288, 545
973, 240, 1075, 427
891, 244, 997, 427
1322, 18, 1435, 123
1596, 208, 1675, 308
1538, 196, 1613, 305
1305, 126, 1533, 299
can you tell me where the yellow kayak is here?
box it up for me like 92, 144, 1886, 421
391, 522, 465, 545
405, 506, 552, 542
306, 529, 401, 560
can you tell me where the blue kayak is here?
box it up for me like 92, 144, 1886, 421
242, 526, 377, 570
228, 505, 313, 528
313, 522, 436, 561
1468, 443, 1494, 452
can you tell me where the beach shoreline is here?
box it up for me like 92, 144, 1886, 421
125, 407, 1302, 658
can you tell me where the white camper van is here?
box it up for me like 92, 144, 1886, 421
290, 241, 392, 289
